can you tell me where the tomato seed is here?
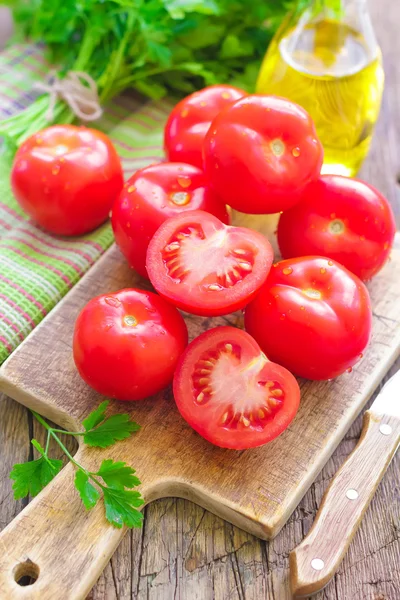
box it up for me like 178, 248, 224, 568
239, 262, 252, 271
271, 388, 283, 397
225, 343, 233, 352
165, 242, 180, 252
197, 393, 205, 402
200, 359, 215, 367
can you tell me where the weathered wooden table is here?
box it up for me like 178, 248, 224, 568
1, 2, 399, 598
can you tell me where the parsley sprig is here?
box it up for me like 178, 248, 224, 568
10, 401, 144, 529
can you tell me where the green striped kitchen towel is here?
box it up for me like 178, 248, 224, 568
0, 43, 172, 364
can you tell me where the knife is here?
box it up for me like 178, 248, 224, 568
290, 369, 400, 598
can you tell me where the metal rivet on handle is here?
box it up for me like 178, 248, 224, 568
311, 558, 324, 571
380, 424, 392, 436
346, 489, 359, 500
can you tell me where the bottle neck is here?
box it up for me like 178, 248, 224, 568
309, 0, 368, 18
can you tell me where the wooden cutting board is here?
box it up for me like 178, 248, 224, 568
1, 241, 400, 600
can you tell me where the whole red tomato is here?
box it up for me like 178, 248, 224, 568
244, 257, 372, 380
203, 95, 324, 214
112, 162, 229, 279
73, 288, 188, 401
173, 326, 300, 449
278, 175, 396, 281
11, 125, 123, 236
164, 85, 246, 168
146, 210, 274, 317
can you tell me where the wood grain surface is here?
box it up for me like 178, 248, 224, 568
1, 1, 399, 598
1, 232, 399, 599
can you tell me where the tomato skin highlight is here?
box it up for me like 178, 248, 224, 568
112, 162, 229, 279
244, 257, 372, 381
11, 125, 123, 236
173, 326, 300, 449
146, 210, 274, 317
277, 175, 396, 281
203, 95, 324, 214
73, 288, 188, 401
164, 85, 246, 168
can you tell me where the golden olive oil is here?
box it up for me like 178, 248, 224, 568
256, 20, 384, 176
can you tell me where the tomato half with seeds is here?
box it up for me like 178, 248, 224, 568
112, 162, 229, 279
73, 288, 188, 401
244, 257, 372, 380
146, 210, 274, 316
164, 85, 246, 168
277, 175, 396, 281
173, 326, 300, 449
203, 95, 324, 214
11, 125, 123, 236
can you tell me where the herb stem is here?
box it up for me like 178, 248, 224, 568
34, 417, 108, 491
51, 428, 85, 436
44, 430, 51, 454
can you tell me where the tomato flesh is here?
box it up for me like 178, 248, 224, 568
203, 95, 324, 214
11, 125, 123, 236
73, 288, 188, 401
277, 175, 396, 281
112, 162, 229, 279
173, 327, 300, 449
244, 257, 372, 380
164, 85, 246, 168
146, 210, 274, 316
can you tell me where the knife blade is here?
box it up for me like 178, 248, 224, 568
290, 369, 400, 598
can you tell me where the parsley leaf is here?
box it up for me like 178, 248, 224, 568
103, 487, 144, 529
75, 469, 101, 510
96, 459, 141, 490
10, 439, 63, 499
83, 413, 141, 448
82, 400, 109, 430
10, 405, 143, 529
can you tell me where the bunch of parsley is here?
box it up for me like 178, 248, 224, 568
1, 0, 317, 145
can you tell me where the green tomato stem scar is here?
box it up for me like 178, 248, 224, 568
124, 315, 138, 326
171, 191, 190, 206
303, 288, 322, 300
329, 219, 345, 234
270, 138, 285, 157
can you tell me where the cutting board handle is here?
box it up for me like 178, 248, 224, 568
0, 448, 135, 600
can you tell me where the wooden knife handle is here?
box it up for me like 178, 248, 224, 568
0, 447, 144, 600
290, 411, 400, 598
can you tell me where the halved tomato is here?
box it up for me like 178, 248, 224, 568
173, 327, 301, 449
146, 210, 274, 316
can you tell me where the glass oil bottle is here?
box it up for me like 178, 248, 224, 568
256, 0, 384, 176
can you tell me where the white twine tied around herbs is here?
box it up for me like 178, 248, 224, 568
34, 70, 103, 122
